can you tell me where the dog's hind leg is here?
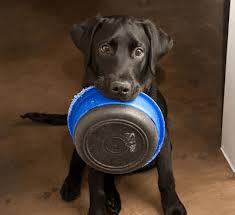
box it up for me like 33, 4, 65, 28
21, 112, 67, 125
60, 149, 86, 201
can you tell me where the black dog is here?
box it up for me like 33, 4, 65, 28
22, 15, 187, 215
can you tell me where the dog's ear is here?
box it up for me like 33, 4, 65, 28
71, 15, 104, 67
142, 20, 173, 75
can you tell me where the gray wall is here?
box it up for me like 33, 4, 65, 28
222, 0, 235, 172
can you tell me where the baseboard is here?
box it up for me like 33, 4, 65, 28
221, 146, 235, 173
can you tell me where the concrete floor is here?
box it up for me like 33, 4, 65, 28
0, 0, 235, 214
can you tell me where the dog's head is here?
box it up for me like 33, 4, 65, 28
71, 15, 173, 101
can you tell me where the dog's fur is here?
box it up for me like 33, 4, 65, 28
22, 15, 187, 215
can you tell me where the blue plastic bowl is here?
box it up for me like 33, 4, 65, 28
68, 86, 165, 174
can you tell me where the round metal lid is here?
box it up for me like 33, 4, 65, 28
74, 105, 158, 174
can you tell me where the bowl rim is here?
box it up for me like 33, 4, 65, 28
67, 86, 165, 164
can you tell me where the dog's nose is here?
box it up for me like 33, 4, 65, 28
110, 81, 131, 96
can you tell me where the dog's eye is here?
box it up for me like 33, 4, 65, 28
98, 44, 113, 56
134, 47, 144, 57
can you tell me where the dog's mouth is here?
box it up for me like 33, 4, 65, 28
119, 89, 141, 101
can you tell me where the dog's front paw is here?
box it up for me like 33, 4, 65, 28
105, 188, 121, 215
164, 201, 187, 215
60, 176, 82, 202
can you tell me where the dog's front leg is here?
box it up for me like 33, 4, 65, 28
88, 168, 107, 215
60, 149, 86, 201
156, 127, 187, 215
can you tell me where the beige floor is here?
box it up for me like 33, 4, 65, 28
0, 0, 235, 214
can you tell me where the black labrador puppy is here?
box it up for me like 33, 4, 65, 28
22, 15, 187, 215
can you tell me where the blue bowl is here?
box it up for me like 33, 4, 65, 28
68, 86, 165, 174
